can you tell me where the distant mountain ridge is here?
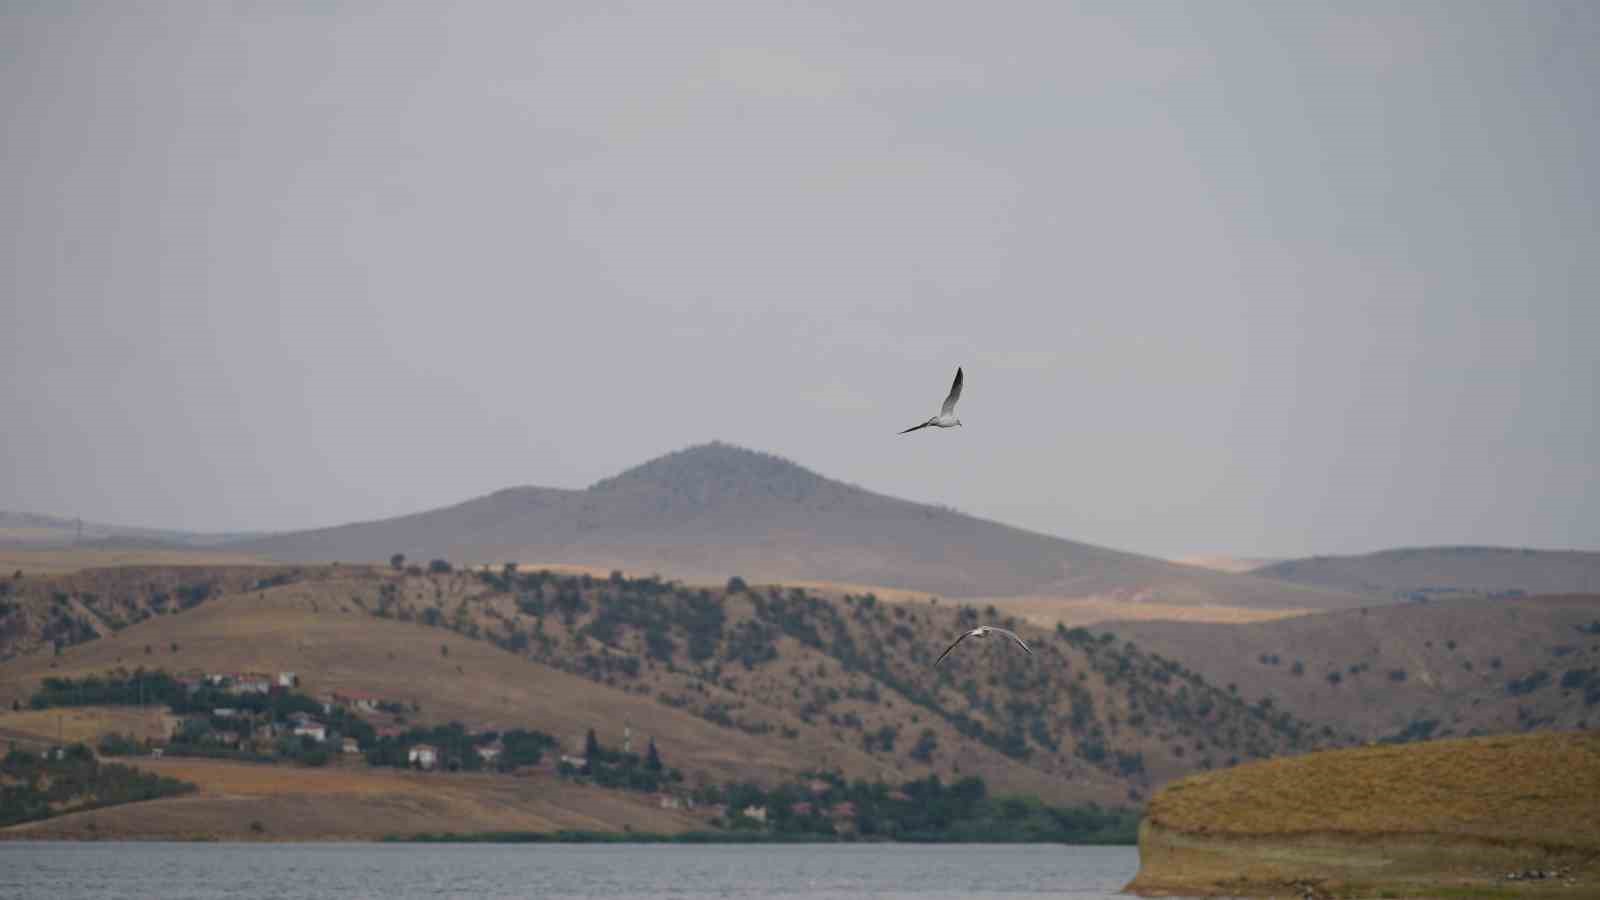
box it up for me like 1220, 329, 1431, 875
0, 510, 261, 549
228, 442, 1359, 609
1255, 546, 1600, 601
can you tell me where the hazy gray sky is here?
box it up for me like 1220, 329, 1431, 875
3, 1, 1596, 558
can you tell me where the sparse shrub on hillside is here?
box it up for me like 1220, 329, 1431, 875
1506, 670, 1551, 696
428, 559, 452, 574
1388, 669, 1408, 683
251, 574, 293, 592
1379, 718, 1439, 744
1557, 667, 1600, 706
1290, 661, 1305, 676
390, 553, 406, 570
1326, 671, 1343, 686
96, 732, 141, 756
910, 728, 938, 763
862, 724, 898, 753
1075, 733, 1108, 764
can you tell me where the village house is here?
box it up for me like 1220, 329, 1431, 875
241, 678, 272, 695
277, 671, 297, 688
657, 794, 683, 811
332, 690, 382, 713
829, 801, 857, 821
739, 805, 768, 824
212, 707, 239, 719
806, 779, 831, 796
789, 801, 814, 817
376, 724, 405, 740
214, 730, 240, 747
292, 720, 327, 742
408, 744, 439, 770
341, 737, 360, 755
474, 742, 503, 764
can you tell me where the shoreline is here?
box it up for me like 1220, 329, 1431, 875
2, 829, 1138, 846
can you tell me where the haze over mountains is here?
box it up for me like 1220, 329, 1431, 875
226, 443, 1356, 610
9, 442, 1598, 611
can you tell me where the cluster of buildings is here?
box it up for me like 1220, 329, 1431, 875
161, 670, 710, 814
171, 670, 398, 759
188, 671, 296, 694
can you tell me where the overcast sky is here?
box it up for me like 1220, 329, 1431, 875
2, 1, 1595, 559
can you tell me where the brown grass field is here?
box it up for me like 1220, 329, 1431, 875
0, 547, 269, 576
1128, 731, 1600, 898
2, 757, 700, 841
1148, 731, 1600, 844
0, 706, 179, 747
792, 582, 1316, 628
987, 595, 1314, 629
1170, 555, 1280, 574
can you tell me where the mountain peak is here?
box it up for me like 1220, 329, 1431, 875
589, 442, 830, 502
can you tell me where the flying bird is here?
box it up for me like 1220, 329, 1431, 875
898, 367, 964, 434
934, 625, 1032, 665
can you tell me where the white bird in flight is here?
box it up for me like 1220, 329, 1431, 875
898, 367, 964, 434
935, 625, 1032, 665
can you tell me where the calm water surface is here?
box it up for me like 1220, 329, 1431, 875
1, 842, 1137, 899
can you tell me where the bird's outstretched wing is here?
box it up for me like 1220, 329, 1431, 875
934, 630, 975, 665
899, 419, 935, 435
991, 627, 1032, 654
940, 367, 964, 417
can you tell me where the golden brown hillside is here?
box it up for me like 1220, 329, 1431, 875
2, 758, 700, 841
1129, 731, 1600, 898
0, 562, 1332, 809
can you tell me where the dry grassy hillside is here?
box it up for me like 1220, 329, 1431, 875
225, 443, 1361, 611
3, 758, 699, 841
0, 564, 299, 658
1147, 730, 1600, 842
1111, 594, 1600, 742
0, 563, 1335, 808
1129, 731, 1600, 897
0, 548, 269, 577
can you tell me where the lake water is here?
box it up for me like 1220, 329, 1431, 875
0, 842, 1138, 899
